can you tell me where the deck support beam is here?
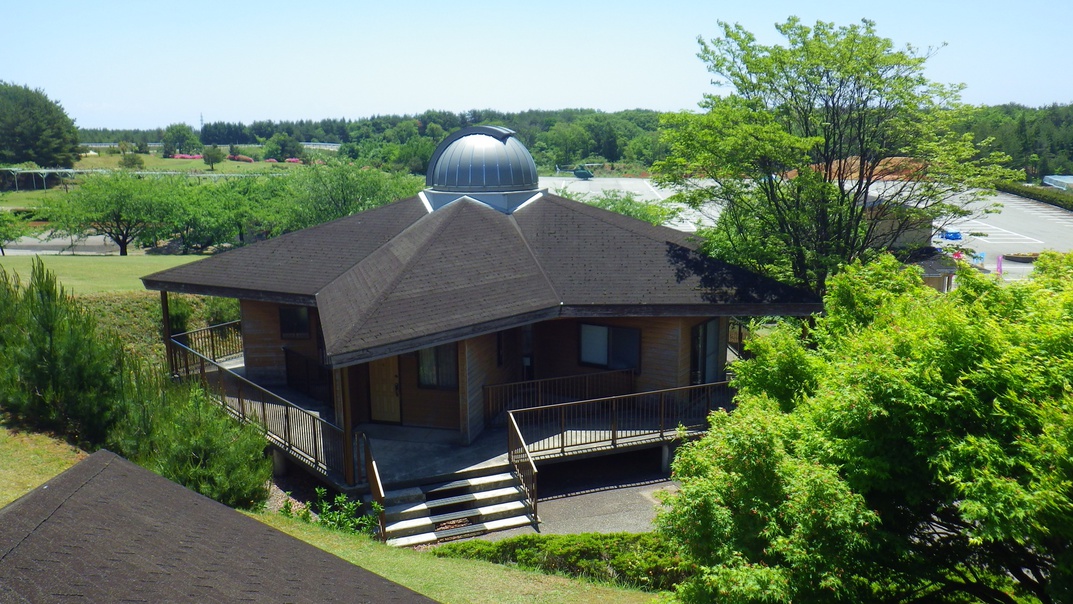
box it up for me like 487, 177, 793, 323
160, 291, 173, 374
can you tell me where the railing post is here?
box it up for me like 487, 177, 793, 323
659, 392, 666, 439
611, 398, 618, 447
559, 407, 566, 455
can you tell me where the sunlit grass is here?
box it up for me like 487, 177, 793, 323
0, 254, 201, 294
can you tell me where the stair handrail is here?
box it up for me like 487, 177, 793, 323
361, 433, 388, 542
507, 412, 539, 524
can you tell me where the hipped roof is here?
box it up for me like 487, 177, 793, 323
0, 450, 433, 603
143, 193, 820, 366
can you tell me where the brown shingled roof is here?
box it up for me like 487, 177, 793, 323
143, 192, 820, 366
0, 450, 435, 603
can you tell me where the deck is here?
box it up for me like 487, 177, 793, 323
168, 323, 732, 498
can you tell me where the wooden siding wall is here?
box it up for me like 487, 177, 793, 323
534, 317, 700, 392
398, 350, 460, 431
239, 300, 321, 385
461, 332, 518, 444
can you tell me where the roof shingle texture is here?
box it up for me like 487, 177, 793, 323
0, 451, 435, 603
143, 193, 819, 364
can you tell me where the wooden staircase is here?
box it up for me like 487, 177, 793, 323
382, 464, 535, 547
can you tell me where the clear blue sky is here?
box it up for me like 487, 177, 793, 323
4, 1, 1070, 130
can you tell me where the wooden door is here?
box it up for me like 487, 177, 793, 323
368, 356, 401, 423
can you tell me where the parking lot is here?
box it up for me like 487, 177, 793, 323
541, 177, 1073, 281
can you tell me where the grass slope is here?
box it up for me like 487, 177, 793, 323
255, 513, 657, 604
0, 255, 200, 294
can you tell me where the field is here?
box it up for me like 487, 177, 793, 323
0, 254, 201, 294
75, 151, 303, 174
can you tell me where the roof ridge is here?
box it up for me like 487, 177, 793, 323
316, 201, 472, 356
506, 204, 562, 305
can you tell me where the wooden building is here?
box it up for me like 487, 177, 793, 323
143, 127, 821, 491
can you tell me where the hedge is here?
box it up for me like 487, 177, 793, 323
433, 532, 692, 592
995, 181, 1073, 211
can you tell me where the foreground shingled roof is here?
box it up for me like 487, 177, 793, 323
143, 193, 821, 365
0, 451, 434, 603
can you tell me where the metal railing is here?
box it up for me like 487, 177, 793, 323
172, 321, 242, 366
507, 413, 539, 524
283, 347, 333, 405
484, 368, 636, 425
360, 433, 388, 541
169, 339, 347, 482
508, 381, 734, 458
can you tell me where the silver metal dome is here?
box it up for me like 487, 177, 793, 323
426, 126, 538, 193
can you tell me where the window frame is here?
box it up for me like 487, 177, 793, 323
279, 305, 310, 340
577, 322, 641, 371
417, 342, 458, 390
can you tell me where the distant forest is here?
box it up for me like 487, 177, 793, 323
78, 108, 665, 174
78, 103, 1073, 179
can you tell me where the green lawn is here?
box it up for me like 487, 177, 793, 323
0, 254, 201, 294
0, 422, 86, 508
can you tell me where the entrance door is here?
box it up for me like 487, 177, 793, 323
368, 356, 401, 423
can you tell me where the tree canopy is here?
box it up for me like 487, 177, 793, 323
654, 18, 1021, 294
658, 253, 1073, 603
0, 82, 80, 169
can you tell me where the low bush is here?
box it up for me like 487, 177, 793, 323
433, 532, 692, 592
996, 180, 1073, 211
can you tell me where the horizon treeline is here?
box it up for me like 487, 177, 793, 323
78, 108, 666, 172
77, 103, 1073, 178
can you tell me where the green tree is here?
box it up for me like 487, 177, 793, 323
262, 132, 304, 162
281, 160, 423, 232
654, 18, 1021, 295
0, 209, 27, 255
43, 171, 167, 255
118, 152, 145, 169
161, 123, 202, 157
0, 81, 80, 169
202, 144, 226, 171
0, 260, 126, 446
658, 254, 1073, 603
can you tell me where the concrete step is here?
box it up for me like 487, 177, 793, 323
386, 514, 533, 548
385, 486, 525, 522
385, 500, 528, 539
383, 472, 517, 507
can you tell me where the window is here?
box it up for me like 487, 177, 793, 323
691, 318, 720, 384
418, 343, 458, 389
279, 306, 310, 339
578, 323, 640, 370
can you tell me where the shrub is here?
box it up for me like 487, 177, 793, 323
167, 295, 193, 335
434, 532, 692, 591
205, 296, 240, 325
309, 487, 382, 536
119, 153, 145, 170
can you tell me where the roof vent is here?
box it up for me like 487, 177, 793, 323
423, 126, 543, 213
